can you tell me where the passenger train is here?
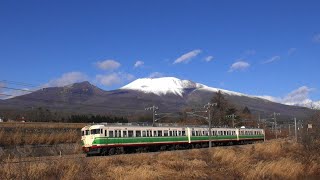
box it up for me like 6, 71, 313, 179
81, 123, 265, 156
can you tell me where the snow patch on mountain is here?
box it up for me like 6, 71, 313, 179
121, 77, 248, 97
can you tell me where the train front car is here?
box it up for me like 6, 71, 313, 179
81, 124, 105, 155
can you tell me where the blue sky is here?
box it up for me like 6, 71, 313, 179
0, 0, 320, 106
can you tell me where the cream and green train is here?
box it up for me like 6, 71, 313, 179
81, 123, 265, 156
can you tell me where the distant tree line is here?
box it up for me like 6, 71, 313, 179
68, 114, 128, 123
0, 107, 128, 123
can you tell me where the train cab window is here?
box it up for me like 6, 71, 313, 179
81, 131, 84, 136
164, 130, 169, 136
123, 130, 127, 137
85, 130, 90, 135
91, 129, 102, 135
109, 130, 114, 137
182, 131, 186, 136
158, 130, 162, 137
136, 130, 141, 137
128, 130, 134, 137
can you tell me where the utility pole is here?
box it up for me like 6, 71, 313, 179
273, 112, 280, 139
204, 102, 217, 148
226, 114, 236, 128
145, 105, 158, 127
186, 102, 217, 148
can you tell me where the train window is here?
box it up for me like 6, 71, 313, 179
182, 131, 186, 136
169, 131, 172, 136
153, 131, 157, 137
123, 130, 127, 137
128, 130, 134, 137
164, 130, 168, 136
81, 131, 84, 136
178, 131, 181, 136
136, 130, 141, 137
158, 130, 162, 136
142, 131, 146, 137
192, 131, 195, 136
109, 130, 114, 137
105, 130, 107, 136
85, 130, 90, 135
91, 129, 101, 135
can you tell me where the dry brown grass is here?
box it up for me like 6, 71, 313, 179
0, 128, 79, 146
1, 139, 319, 179
0, 122, 86, 129
0, 122, 84, 146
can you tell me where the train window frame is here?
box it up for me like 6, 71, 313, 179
128, 130, 134, 137
153, 130, 157, 137
164, 130, 169, 136
123, 130, 127, 137
109, 130, 114, 137
85, 130, 90, 135
91, 129, 102, 135
169, 131, 172, 136
182, 131, 186, 136
136, 130, 141, 137
158, 130, 162, 137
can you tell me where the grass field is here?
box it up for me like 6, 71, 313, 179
1, 139, 319, 179
0, 122, 85, 146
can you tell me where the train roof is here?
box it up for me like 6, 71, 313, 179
82, 123, 264, 130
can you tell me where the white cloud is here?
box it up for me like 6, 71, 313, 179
173, 49, 202, 64
229, 61, 250, 72
282, 86, 314, 105
45, 72, 88, 87
96, 60, 121, 70
288, 48, 297, 55
148, 72, 165, 78
312, 33, 320, 43
96, 72, 135, 86
262, 56, 280, 64
257, 86, 320, 109
205, 56, 214, 62
134, 60, 144, 68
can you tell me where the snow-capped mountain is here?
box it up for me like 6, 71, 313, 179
0, 77, 316, 119
121, 77, 245, 97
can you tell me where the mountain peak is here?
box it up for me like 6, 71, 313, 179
121, 77, 204, 96
121, 77, 247, 97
